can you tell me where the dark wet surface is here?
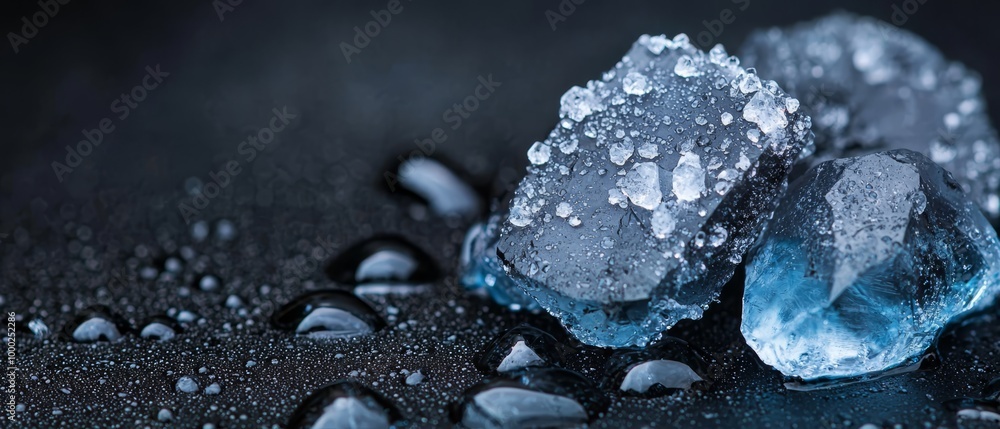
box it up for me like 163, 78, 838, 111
4, 1, 1000, 427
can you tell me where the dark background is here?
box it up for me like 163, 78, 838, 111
3, 1, 1000, 428
1, 0, 998, 217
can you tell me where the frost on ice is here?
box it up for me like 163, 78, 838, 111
495, 34, 813, 347
740, 12, 1000, 220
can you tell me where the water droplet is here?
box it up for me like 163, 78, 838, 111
191, 221, 209, 242
204, 382, 222, 395
63, 306, 130, 343
453, 368, 608, 428
984, 377, 1000, 400
272, 290, 386, 339
225, 295, 244, 308
214, 219, 237, 241
287, 381, 404, 429
163, 256, 183, 273
326, 236, 440, 285
476, 324, 565, 374
28, 319, 49, 338
157, 408, 174, 422
176, 376, 199, 393
398, 157, 483, 217
603, 337, 711, 397
944, 397, 1000, 423
140, 316, 180, 341
405, 371, 425, 386
198, 274, 220, 292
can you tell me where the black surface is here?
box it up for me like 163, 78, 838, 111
3, 1, 1000, 427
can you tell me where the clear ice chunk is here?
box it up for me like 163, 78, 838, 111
494, 34, 813, 347
742, 150, 1000, 381
740, 12, 1000, 220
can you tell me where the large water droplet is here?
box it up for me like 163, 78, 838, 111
452, 368, 608, 428
287, 381, 404, 429
603, 337, 710, 397
397, 157, 483, 218
63, 306, 130, 343
985, 377, 1000, 400
476, 324, 566, 375
944, 397, 1000, 423
326, 236, 440, 286
272, 290, 386, 339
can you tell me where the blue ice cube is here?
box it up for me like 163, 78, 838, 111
742, 150, 1000, 381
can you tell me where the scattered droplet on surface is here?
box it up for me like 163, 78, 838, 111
28, 319, 49, 338
198, 274, 220, 292
453, 368, 609, 429
272, 290, 386, 339
477, 324, 566, 375
405, 371, 424, 386
176, 376, 199, 393
326, 236, 440, 285
204, 383, 222, 395
215, 219, 237, 241
287, 381, 403, 429
603, 337, 710, 397
63, 306, 130, 343
157, 408, 174, 422
140, 316, 180, 342
398, 157, 482, 217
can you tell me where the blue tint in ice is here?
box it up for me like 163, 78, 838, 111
492, 34, 812, 347
742, 150, 1000, 381
460, 214, 538, 311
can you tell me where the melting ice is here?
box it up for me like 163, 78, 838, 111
487, 34, 813, 347
742, 150, 1000, 381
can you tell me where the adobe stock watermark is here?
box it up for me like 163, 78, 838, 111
177, 106, 298, 224
4, 312, 16, 423
6, 0, 70, 54
876, 0, 928, 40
383, 74, 501, 191
340, 0, 412, 63
51, 64, 170, 183
283, 231, 343, 280
212, 0, 243, 22
545, 0, 586, 31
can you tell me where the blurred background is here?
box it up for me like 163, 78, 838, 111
1, 0, 998, 226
